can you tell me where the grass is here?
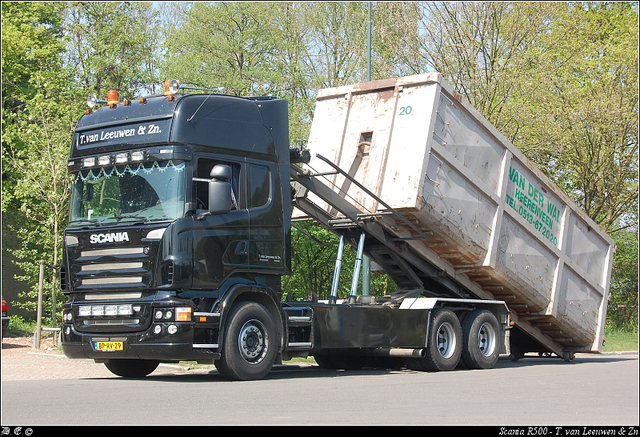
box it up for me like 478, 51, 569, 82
603, 328, 638, 352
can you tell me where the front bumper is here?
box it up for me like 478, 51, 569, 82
61, 322, 220, 362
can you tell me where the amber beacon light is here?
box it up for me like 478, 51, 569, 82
107, 90, 119, 108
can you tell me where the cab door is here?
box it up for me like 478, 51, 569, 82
247, 162, 285, 275
191, 156, 249, 289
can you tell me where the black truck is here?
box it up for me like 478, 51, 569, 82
60, 80, 515, 380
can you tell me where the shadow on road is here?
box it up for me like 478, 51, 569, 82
85, 353, 635, 384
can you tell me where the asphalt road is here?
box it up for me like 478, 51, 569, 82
1, 349, 638, 426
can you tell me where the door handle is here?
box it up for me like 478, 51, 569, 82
235, 241, 248, 255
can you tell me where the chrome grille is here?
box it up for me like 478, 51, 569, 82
72, 245, 151, 290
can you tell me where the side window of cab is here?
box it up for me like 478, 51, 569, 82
248, 163, 271, 209
195, 158, 241, 212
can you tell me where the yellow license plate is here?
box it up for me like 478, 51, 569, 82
94, 341, 123, 351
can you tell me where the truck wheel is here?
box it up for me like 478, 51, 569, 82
215, 301, 277, 381
104, 359, 160, 377
407, 308, 462, 371
460, 310, 501, 369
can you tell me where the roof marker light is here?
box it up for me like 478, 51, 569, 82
115, 153, 128, 164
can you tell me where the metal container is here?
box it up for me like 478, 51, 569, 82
300, 73, 614, 355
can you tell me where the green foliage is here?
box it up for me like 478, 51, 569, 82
285, 221, 397, 301
1, 2, 65, 105
64, 1, 163, 97
506, 2, 638, 232
603, 328, 638, 352
5, 315, 36, 337
607, 230, 639, 331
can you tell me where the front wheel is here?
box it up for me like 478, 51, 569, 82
215, 301, 277, 381
104, 359, 160, 378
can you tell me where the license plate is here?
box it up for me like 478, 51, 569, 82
94, 341, 124, 351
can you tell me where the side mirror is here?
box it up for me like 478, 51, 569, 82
210, 164, 232, 180
208, 164, 232, 215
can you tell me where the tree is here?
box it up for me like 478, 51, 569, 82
2, 2, 71, 319
397, 2, 561, 137
511, 2, 638, 232
64, 1, 163, 98
3, 81, 77, 314
607, 230, 639, 331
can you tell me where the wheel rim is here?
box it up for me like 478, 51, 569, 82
436, 322, 457, 359
477, 321, 497, 357
237, 319, 268, 365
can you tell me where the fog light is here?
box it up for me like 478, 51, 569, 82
98, 155, 111, 166
154, 325, 162, 334
65, 326, 71, 335
131, 151, 145, 161
167, 325, 178, 335
115, 153, 128, 164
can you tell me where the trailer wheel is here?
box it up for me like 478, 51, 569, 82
215, 301, 277, 381
407, 308, 462, 371
460, 310, 501, 369
104, 359, 159, 378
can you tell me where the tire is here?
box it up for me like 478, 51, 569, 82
407, 308, 462, 371
104, 359, 160, 377
215, 301, 277, 381
460, 310, 501, 369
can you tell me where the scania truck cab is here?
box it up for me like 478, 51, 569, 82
61, 82, 297, 380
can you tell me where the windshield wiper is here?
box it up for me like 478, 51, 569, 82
112, 213, 150, 224
69, 218, 101, 227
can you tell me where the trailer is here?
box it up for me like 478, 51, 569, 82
294, 72, 614, 361
59, 74, 613, 380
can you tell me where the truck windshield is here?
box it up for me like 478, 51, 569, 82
69, 160, 186, 226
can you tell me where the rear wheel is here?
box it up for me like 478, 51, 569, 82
104, 359, 160, 378
215, 301, 277, 381
407, 308, 462, 371
460, 310, 501, 369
